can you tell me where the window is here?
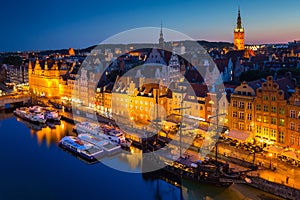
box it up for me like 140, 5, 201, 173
247, 124, 252, 131
233, 122, 238, 128
239, 123, 244, 130
263, 96, 269, 101
247, 103, 252, 110
232, 100, 237, 107
271, 118, 276, 125
271, 96, 276, 101
256, 126, 261, 135
298, 124, 300, 132
271, 129, 276, 138
256, 105, 261, 111
263, 116, 268, 123
290, 110, 296, 118
295, 99, 300, 106
140, 106, 143, 110
239, 102, 244, 109
239, 112, 244, 120
290, 123, 295, 130
279, 107, 285, 115
263, 127, 269, 136
278, 131, 284, 143
290, 135, 295, 145
232, 111, 237, 118
247, 114, 252, 120
263, 105, 268, 112
257, 115, 262, 122
279, 119, 285, 126
271, 106, 276, 113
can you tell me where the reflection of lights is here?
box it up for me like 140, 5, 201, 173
61, 123, 65, 130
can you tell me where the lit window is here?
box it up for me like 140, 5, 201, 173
247, 103, 252, 110
263, 116, 268, 123
239, 112, 244, 120
257, 115, 261, 122
279, 119, 285, 126
239, 123, 244, 130
278, 131, 284, 143
239, 102, 244, 109
279, 107, 285, 115
247, 114, 252, 120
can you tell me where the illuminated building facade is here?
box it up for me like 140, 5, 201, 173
286, 88, 300, 149
28, 59, 65, 98
253, 76, 287, 145
228, 82, 255, 139
227, 75, 300, 151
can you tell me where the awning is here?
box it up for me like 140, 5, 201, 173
263, 146, 284, 154
281, 151, 300, 161
225, 130, 250, 142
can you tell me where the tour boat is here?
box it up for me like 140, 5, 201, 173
58, 136, 104, 161
43, 109, 61, 122
78, 133, 121, 154
14, 107, 46, 124
28, 106, 61, 122
107, 129, 132, 148
76, 121, 103, 135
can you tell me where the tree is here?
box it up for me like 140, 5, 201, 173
3, 56, 22, 66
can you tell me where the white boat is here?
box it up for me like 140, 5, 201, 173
28, 106, 61, 122
43, 109, 61, 122
59, 136, 105, 161
78, 134, 121, 154
76, 121, 103, 135
14, 107, 46, 124
107, 129, 132, 148
76, 121, 131, 148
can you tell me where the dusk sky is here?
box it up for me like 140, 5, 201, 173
1, 0, 300, 51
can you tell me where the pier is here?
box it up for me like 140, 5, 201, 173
0, 94, 31, 110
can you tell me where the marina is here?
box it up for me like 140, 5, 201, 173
0, 112, 286, 200
14, 105, 254, 188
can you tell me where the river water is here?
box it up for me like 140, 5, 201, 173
0, 112, 282, 200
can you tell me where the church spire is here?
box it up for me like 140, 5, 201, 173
236, 6, 242, 29
159, 21, 165, 49
160, 21, 163, 38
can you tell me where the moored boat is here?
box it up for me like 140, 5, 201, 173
78, 133, 121, 154
58, 136, 105, 161
14, 107, 46, 124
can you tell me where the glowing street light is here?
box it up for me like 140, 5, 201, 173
269, 153, 273, 169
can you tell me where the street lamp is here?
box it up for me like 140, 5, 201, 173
269, 153, 273, 169
130, 116, 134, 128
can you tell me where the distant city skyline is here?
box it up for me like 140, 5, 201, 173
1, 0, 300, 51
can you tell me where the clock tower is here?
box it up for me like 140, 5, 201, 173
234, 7, 245, 50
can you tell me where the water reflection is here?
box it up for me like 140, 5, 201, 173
16, 117, 75, 147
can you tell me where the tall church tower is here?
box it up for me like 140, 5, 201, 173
234, 7, 245, 50
159, 22, 165, 49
